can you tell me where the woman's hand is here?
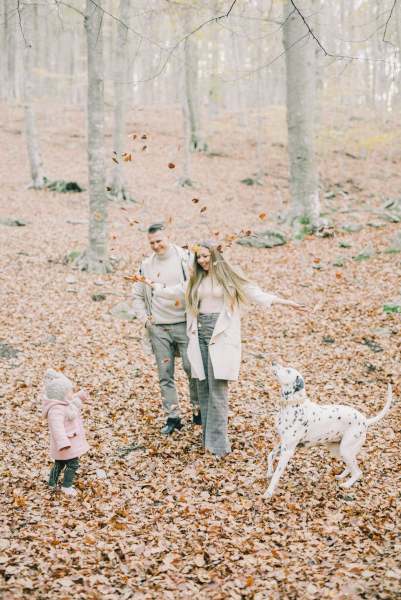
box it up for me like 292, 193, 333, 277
273, 298, 308, 312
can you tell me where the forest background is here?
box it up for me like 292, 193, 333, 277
0, 1, 401, 599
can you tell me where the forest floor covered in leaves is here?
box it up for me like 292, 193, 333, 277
0, 102, 401, 600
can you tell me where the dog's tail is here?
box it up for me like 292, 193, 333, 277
366, 384, 392, 426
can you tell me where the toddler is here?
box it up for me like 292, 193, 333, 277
42, 368, 90, 496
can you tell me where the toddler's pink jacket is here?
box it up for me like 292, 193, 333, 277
42, 390, 90, 461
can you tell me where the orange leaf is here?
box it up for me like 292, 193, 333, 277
200, 207, 206, 212
112, 157, 119, 163
169, 217, 172, 223
231, 236, 235, 240
94, 213, 100, 219
175, 301, 179, 307
314, 258, 321, 264
130, 222, 134, 226
178, 145, 180, 151
163, 358, 170, 363
163, 328, 170, 331
113, 151, 117, 155
335, 273, 342, 279
121, 207, 127, 211
168, 163, 175, 169
259, 213, 266, 219
124, 155, 132, 162
214, 232, 219, 236
112, 236, 116, 240
182, 245, 188, 250
142, 146, 147, 151
133, 134, 137, 140
216, 245, 223, 253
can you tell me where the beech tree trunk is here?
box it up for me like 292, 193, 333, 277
185, 36, 210, 152
21, 0, 47, 189
78, 0, 112, 274
107, 0, 131, 202
283, 0, 320, 228
176, 68, 195, 188
232, 37, 248, 127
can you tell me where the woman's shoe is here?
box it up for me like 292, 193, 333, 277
193, 410, 202, 425
61, 486, 78, 496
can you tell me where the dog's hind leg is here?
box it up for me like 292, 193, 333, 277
326, 442, 349, 480
338, 430, 366, 488
264, 443, 297, 499
266, 442, 281, 479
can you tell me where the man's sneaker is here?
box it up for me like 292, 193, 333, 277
61, 486, 78, 496
193, 410, 202, 425
160, 417, 183, 435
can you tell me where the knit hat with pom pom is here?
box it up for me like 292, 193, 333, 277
45, 368, 79, 421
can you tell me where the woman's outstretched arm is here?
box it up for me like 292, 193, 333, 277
244, 285, 308, 313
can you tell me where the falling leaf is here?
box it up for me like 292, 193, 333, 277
112, 158, 119, 163
214, 232, 219, 236
259, 213, 266, 219
106, 186, 111, 191
192, 198, 199, 203
168, 163, 175, 169
133, 134, 137, 139
335, 273, 342, 279
124, 155, 132, 162
94, 213, 100, 219
142, 146, 147, 152
245, 230, 251, 236
216, 245, 223, 253
142, 135, 147, 139
314, 258, 322, 264
192, 246, 201, 252
141, 199, 145, 205
169, 217, 172, 223
122, 153, 127, 157
112, 236, 116, 240
208, 342, 215, 346
182, 245, 188, 250
130, 222, 134, 226
319, 227, 325, 233
175, 301, 179, 307
115, 189, 118, 193
200, 207, 207, 212
178, 145, 180, 151
121, 207, 127, 211
99, 260, 103, 263
231, 236, 235, 240
163, 328, 170, 331
163, 359, 170, 363
113, 151, 117, 155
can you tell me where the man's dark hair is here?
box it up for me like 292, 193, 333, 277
148, 223, 166, 235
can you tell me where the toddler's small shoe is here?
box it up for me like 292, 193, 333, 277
61, 486, 78, 496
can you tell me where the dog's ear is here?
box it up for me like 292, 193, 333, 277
293, 375, 305, 393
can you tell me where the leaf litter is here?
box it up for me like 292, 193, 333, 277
0, 104, 400, 600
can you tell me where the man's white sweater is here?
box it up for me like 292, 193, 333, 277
149, 245, 186, 324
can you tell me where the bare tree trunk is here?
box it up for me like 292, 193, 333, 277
395, 0, 401, 105
256, 30, 264, 180
107, 0, 131, 202
176, 69, 196, 188
232, 37, 248, 127
282, 0, 320, 229
78, 0, 112, 274
184, 35, 210, 152
21, 0, 47, 189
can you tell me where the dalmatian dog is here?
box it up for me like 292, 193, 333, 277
264, 362, 392, 499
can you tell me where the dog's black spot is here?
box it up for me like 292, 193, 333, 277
294, 375, 305, 393
338, 417, 341, 419
297, 442, 305, 448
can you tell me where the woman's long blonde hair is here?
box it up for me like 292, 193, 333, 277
185, 240, 254, 316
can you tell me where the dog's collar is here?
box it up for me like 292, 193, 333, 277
280, 388, 307, 406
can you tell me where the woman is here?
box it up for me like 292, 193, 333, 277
141, 240, 307, 456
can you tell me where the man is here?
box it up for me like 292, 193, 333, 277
131, 223, 199, 434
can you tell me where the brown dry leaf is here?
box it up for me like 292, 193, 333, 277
112, 157, 119, 163
124, 155, 132, 162
168, 163, 175, 169
314, 257, 322, 264
200, 207, 207, 212
192, 198, 199, 203
106, 186, 111, 191
121, 206, 127, 211
133, 134, 137, 139
259, 213, 266, 219
142, 146, 147, 151
142, 134, 147, 139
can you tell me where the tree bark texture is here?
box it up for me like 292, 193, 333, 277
79, 0, 112, 274
232, 37, 248, 127
184, 36, 210, 152
283, 0, 320, 227
176, 69, 194, 187
21, 0, 47, 189
107, 0, 131, 202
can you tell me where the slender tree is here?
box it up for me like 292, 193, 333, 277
184, 31, 210, 152
21, 0, 47, 189
107, 0, 131, 202
78, 0, 112, 274
282, 0, 320, 228
176, 67, 196, 187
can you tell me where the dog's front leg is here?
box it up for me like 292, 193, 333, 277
264, 444, 297, 499
267, 442, 281, 479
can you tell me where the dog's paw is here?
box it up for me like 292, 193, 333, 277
263, 490, 273, 499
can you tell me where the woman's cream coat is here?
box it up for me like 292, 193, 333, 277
153, 282, 276, 381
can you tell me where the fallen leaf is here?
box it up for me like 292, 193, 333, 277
112, 158, 119, 163
124, 155, 132, 162
142, 135, 147, 139
335, 273, 342, 279
142, 146, 147, 151
200, 207, 207, 212
106, 186, 111, 191
314, 258, 322, 264
168, 163, 175, 169
182, 245, 189, 250
192, 198, 199, 203
259, 213, 266, 219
